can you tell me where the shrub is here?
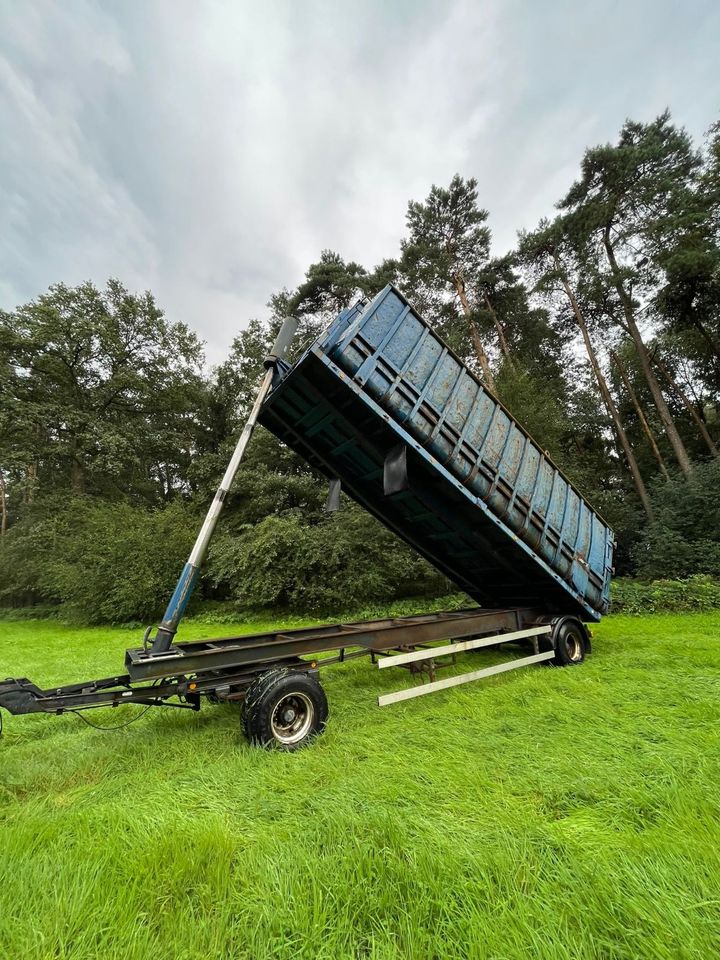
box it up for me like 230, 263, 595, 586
206, 502, 446, 614
0, 494, 447, 623
610, 575, 720, 614
633, 460, 720, 579
0, 496, 199, 624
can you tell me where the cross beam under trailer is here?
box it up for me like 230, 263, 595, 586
0, 608, 589, 747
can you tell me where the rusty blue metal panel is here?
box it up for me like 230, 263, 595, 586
260, 285, 614, 621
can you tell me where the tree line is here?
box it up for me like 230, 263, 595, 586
1, 111, 719, 623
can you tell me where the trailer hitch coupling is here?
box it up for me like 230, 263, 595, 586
0, 679, 45, 715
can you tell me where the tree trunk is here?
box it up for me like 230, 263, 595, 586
71, 458, 86, 494
611, 350, 670, 479
0, 469, 6, 539
651, 352, 719, 457
482, 292, 515, 367
602, 229, 693, 478
693, 316, 720, 373
554, 256, 654, 519
469, 323, 496, 389
454, 277, 496, 389
25, 462, 37, 504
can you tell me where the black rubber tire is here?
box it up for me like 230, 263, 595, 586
551, 618, 588, 666
242, 668, 328, 751
240, 667, 288, 740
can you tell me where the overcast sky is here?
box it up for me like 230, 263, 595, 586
2, 0, 719, 364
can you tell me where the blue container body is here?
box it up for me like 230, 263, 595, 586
260, 285, 614, 622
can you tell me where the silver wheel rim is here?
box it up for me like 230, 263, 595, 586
566, 631, 583, 661
270, 692, 314, 745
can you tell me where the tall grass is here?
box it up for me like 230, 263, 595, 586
1, 611, 719, 959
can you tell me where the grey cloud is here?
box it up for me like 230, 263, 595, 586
1, 0, 718, 365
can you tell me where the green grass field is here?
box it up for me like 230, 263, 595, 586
1, 610, 719, 959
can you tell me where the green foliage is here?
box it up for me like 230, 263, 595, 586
399, 175, 497, 367
633, 459, 720, 578
402, 174, 490, 293
207, 502, 446, 614
0, 496, 198, 624
611, 574, 720, 613
292, 249, 369, 315
560, 111, 701, 257
186, 592, 471, 628
493, 364, 570, 463
0, 279, 206, 507
0, 604, 60, 622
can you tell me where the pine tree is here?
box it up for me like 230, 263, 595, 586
401, 175, 496, 388
559, 113, 700, 477
518, 218, 654, 518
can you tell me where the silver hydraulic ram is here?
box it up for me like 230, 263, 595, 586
149, 314, 298, 654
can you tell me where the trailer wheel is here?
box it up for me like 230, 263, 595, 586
551, 618, 588, 666
242, 669, 328, 750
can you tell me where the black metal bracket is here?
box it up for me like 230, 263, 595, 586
325, 477, 342, 512
384, 443, 409, 496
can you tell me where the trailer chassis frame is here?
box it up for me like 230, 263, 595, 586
0, 607, 587, 737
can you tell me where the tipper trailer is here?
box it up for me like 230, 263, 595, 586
0, 286, 614, 750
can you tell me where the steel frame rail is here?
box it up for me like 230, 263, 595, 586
124, 607, 542, 681
376, 624, 553, 706
0, 607, 550, 717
